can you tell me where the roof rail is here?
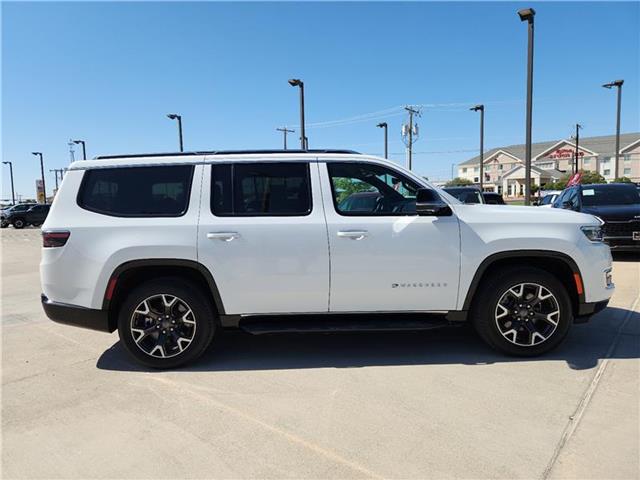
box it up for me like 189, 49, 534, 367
94, 149, 360, 160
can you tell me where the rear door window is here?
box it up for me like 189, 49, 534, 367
211, 162, 311, 216
78, 165, 194, 217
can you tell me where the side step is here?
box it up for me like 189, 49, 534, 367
237, 313, 456, 335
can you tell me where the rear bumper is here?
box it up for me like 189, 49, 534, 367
41, 294, 114, 333
574, 299, 610, 324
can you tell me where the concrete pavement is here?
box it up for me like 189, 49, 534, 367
2, 229, 638, 479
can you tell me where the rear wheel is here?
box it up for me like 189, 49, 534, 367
12, 218, 25, 229
471, 267, 572, 356
117, 278, 217, 368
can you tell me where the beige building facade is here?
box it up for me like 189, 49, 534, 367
457, 133, 640, 197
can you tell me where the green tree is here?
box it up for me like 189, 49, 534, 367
445, 177, 473, 187
613, 176, 632, 183
332, 177, 373, 204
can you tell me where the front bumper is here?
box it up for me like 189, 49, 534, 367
574, 299, 610, 323
41, 294, 114, 333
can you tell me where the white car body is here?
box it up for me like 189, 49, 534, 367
41, 151, 614, 340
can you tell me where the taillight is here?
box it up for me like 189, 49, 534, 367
42, 231, 70, 248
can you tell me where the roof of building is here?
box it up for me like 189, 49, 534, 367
459, 132, 640, 166
501, 164, 564, 180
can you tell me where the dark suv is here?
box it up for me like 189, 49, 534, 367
3, 204, 51, 229
1, 203, 37, 228
553, 183, 640, 251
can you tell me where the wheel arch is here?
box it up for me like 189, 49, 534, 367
103, 259, 225, 332
462, 250, 585, 315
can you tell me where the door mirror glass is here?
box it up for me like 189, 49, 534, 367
416, 189, 452, 216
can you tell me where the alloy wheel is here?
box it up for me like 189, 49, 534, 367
130, 294, 196, 358
494, 283, 560, 347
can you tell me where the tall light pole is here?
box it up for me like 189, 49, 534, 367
288, 79, 306, 149
602, 79, 624, 179
72, 139, 87, 160
2, 161, 15, 205
31, 152, 47, 204
470, 105, 485, 191
518, 7, 535, 205
276, 127, 295, 150
573, 124, 582, 174
166, 114, 184, 152
376, 122, 388, 158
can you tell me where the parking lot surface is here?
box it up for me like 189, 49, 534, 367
2, 228, 639, 479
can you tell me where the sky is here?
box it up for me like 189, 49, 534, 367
3, 1, 639, 201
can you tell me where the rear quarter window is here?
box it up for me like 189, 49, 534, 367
77, 165, 194, 217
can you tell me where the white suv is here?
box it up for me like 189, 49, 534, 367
41, 150, 614, 368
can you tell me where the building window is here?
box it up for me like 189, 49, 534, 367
583, 157, 591, 165
603, 169, 611, 176
624, 155, 631, 163
498, 164, 503, 171
623, 168, 631, 176
474, 167, 479, 173
473, 177, 479, 183
602, 157, 610, 164
462, 167, 467, 173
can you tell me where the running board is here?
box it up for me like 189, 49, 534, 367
236, 313, 456, 335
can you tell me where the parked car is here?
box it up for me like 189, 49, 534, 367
42, 149, 613, 368
538, 191, 562, 207
1, 203, 37, 227
442, 186, 484, 204
552, 183, 640, 251
3, 204, 49, 229
482, 192, 505, 205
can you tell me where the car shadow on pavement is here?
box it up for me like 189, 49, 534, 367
97, 307, 639, 374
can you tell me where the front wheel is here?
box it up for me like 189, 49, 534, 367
471, 267, 573, 356
117, 278, 217, 368
12, 218, 25, 229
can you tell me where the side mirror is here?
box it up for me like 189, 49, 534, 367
416, 189, 452, 216
562, 201, 573, 210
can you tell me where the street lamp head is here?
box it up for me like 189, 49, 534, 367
517, 8, 535, 22
2, 161, 9, 165
470, 104, 484, 112
72, 139, 83, 145
166, 113, 180, 120
288, 78, 302, 87
377, 122, 387, 128
31, 152, 42, 157
602, 79, 624, 89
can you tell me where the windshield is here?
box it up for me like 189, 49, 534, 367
443, 188, 482, 204
581, 185, 640, 206
540, 194, 555, 205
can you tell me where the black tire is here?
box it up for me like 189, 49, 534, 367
470, 267, 572, 356
117, 277, 217, 369
12, 218, 25, 229
1, 222, 8, 228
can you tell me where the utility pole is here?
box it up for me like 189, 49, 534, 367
276, 127, 295, 150
2, 161, 15, 205
573, 124, 582, 174
376, 122, 388, 158
403, 106, 420, 170
50, 169, 59, 190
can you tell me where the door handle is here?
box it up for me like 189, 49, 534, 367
207, 232, 240, 242
337, 230, 368, 240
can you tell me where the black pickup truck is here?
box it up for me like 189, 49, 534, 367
553, 183, 640, 251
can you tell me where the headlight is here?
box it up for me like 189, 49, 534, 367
581, 225, 604, 242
